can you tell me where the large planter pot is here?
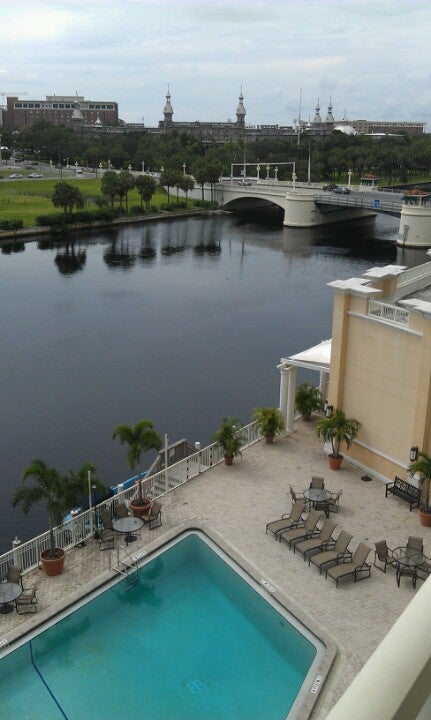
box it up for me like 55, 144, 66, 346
418, 508, 431, 527
129, 498, 152, 517
328, 454, 343, 471
224, 455, 234, 466
40, 548, 65, 576
265, 435, 274, 444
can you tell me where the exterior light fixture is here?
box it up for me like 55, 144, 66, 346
325, 404, 333, 418
409, 446, 418, 462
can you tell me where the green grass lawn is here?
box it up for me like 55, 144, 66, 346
0, 178, 172, 227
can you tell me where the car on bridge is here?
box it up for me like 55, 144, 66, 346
28, 173, 43, 178
323, 183, 337, 191
333, 185, 351, 194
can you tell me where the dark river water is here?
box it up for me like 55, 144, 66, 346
0, 211, 427, 552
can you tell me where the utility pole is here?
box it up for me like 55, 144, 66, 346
297, 88, 302, 147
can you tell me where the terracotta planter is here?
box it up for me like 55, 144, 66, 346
40, 548, 65, 576
418, 508, 431, 527
224, 456, 234, 466
265, 436, 274, 444
328, 454, 343, 471
129, 498, 152, 517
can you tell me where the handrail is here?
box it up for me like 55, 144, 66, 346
0, 421, 262, 577
368, 300, 410, 326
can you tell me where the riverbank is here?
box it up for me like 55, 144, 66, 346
0, 208, 225, 244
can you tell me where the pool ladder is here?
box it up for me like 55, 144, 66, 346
108, 544, 146, 590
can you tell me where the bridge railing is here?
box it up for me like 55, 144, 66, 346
314, 194, 402, 214
396, 261, 431, 291
0, 421, 262, 578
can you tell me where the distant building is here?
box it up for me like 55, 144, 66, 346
4, 95, 118, 130
3, 90, 426, 139
301, 98, 426, 137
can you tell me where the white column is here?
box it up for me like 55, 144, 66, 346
319, 370, 329, 401
279, 365, 289, 421
286, 366, 297, 433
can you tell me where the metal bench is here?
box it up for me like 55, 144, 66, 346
385, 476, 420, 511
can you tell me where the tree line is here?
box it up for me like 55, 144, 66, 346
4, 120, 431, 184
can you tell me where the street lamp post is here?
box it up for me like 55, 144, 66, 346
256, 164, 260, 181
348, 169, 352, 188
183, 162, 186, 176
274, 166, 278, 181
266, 164, 270, 180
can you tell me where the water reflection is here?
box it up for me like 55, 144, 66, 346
104, 238, 137, 270
54, 240, 87, 275
1, 240, 25, 254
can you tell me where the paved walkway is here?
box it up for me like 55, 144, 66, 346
1, 420, 428, 718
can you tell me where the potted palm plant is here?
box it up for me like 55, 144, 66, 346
408, 451, 431, 527
252, 407, 285, 443
315, 408, 361, 470
295, 382, 323, 421
12, 459, 104, 575
212, 417, 245, 465
112, 419, 162, 516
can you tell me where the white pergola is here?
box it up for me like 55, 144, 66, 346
277, 339, 331, 432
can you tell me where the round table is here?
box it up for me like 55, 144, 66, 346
0, 582, 22, 614
304, 488, 331, 504
112, 516, 144, 545
392, 546, 425, 587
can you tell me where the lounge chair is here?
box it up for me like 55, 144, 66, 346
116, 502, 129, 518
278, 509, 324, 548
15, 586, 37, 614
265, 499, 307, 538
294, 518, 337, 558
326, 543, 372, 587
6, 565, 23, 587
315, 490, 343, 518
309, 530, 353, 573
374, 540, 397, 573
141, 500, 162, 529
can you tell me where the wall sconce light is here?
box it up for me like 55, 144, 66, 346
409, 446, 418, 462
325, 404, 333, 418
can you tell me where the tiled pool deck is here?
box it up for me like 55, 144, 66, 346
1, 420, 427, 718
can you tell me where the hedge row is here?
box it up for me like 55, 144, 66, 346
0, 219, 24, 231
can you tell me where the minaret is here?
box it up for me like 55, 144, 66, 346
313, 99, 322, 123
163, 86, 174, 127
325, 97, 334, 123
236, 88, 246, 127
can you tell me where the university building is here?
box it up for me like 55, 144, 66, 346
4, 95, 118, 130
2, 90, 426, 139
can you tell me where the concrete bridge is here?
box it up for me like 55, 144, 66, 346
216, 180, 431, 248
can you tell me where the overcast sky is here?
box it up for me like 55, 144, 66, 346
1, 0, 430, 129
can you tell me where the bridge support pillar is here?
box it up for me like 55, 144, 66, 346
398, 203, 431, 248
283, 191, 318, 227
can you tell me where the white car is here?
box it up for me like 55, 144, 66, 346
28, 173, 43, 178
9, 173, 23, 179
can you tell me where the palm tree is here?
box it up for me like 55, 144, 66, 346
112, 419, 162, 502
12, 459, 104, 558
408, 451, 431, 513
315, 408, 361, 459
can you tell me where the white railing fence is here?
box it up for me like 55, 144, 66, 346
0, 421, 262, 579
396, 260, 431, 290
368, 300, 410, 326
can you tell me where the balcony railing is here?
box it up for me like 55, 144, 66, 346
0, 421, 262, 580
368, 300, 410, 326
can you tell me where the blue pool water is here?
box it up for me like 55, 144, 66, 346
0, 533, 321, 719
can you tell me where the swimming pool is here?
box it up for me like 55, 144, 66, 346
0, 530, 331, 719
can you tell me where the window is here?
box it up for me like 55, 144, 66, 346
107, 104, 114, 109
15, 103, 22, 108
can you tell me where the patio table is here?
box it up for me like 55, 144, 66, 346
0, 582, 22, 614
392, 546, 425, 588
112, 516, 144, 546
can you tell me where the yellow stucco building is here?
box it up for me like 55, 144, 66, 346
279, 256, 431, 482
